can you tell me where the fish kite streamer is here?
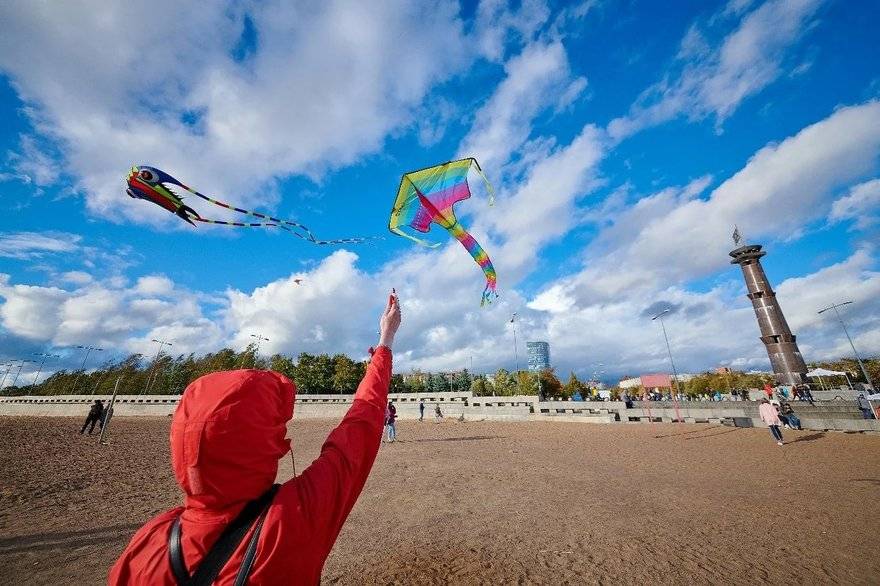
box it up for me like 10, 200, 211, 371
125, 165, 371, 245
389, 158, 498, 305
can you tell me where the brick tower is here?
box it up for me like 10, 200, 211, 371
730, 237, 808, 386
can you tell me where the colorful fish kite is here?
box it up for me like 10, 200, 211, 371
389, 158, 498, 305
125, 165, 370, 245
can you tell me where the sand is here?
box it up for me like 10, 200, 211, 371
1, 416, 878, 585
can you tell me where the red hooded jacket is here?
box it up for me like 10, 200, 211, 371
109, 346, 392, 585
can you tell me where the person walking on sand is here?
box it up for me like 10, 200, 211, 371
110, 292, 402, 586
857, 393, 874, 420
80, 399, 105, 435
434, 403, 443, 422
385, 401, 397, 442
419, 399, 425, 421
759, 398, 784, 446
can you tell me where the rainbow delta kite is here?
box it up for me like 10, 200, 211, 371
389, 158, 498, 305
125, 165, 370, 245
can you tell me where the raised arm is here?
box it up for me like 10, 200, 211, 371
293, 292, 401, 555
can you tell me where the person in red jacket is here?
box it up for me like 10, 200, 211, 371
109, 292, 401, 585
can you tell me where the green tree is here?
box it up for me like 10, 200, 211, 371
269, 354, 297, 382
294, 353, 335, 394
427, 373, 451, 393
470, 375, 495, 396
404, 373, 426, 393
451, 370, 472, 393
563, 372, 585, 399
390, 374, 407, 394
332, 354, 366, 393
492, 368, 517, 396
517, 370, 538, 395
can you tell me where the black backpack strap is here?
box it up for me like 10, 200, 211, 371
169, 517, 189, 584
168, 484, 280, 586
232, 503, 272, 586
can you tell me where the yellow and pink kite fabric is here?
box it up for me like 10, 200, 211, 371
389, 158, 498, 305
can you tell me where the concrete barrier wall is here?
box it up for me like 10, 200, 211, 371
2, 393, 876, 432
746, 388, 863, 401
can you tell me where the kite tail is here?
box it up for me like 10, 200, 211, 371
449, 222, 498, 306
178, 183, 374, 245
192, 217, 307, 239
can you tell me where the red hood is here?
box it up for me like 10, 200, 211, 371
171, 369, 295, 510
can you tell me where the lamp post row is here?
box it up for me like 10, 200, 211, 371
2, 301, 873, 397
143, 339, 174, 395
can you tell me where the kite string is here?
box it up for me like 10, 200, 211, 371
178, 184, 374, 245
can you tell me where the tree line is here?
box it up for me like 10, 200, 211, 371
2, 343, 876, 398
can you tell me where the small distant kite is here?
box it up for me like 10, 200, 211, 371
125, 165, 371, 245
293, 278, 304, 285
389, 158, 497, 305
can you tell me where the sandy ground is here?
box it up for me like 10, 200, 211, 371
0, 416, 878, 585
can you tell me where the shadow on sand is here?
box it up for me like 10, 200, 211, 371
850, 478, 880, 486
683, 428, 741, 440
787, 432, 825, 444
654, 426, 723, 439
391, 435, 505, 444
0, 523, 141, 555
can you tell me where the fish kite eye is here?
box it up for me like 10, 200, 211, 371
138, 168, 157, 183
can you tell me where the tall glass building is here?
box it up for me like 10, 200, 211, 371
526, 341, 550, 371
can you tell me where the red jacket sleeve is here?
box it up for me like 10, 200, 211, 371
290, 345, 391, 556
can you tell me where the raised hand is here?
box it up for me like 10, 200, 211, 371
378, 290, 401, 350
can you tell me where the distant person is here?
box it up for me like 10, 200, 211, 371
385, 401, 397, 442
857, 393, 874, 420
621, 391, 633, 409
80, 399, 104, 435
763, 383, 774, 400
779, 403, 801, 430
800, 385, 815, 406
419, 399, 425, 421
434, 403, 443, 422
759, 398, 784, 446
110, 292, 401, 585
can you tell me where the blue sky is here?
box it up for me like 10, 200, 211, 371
1, 0, 879, 383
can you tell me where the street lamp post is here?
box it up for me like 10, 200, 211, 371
10, 360, 34, 389
70, 346, 104, 394
143, 339, 173, 394
32, 353, 59, 388
249, 334, 270, 367
651, 309, 682, 423
818, 301, 874, 390
0, 362, 15, 389
510, 313, 520, 374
